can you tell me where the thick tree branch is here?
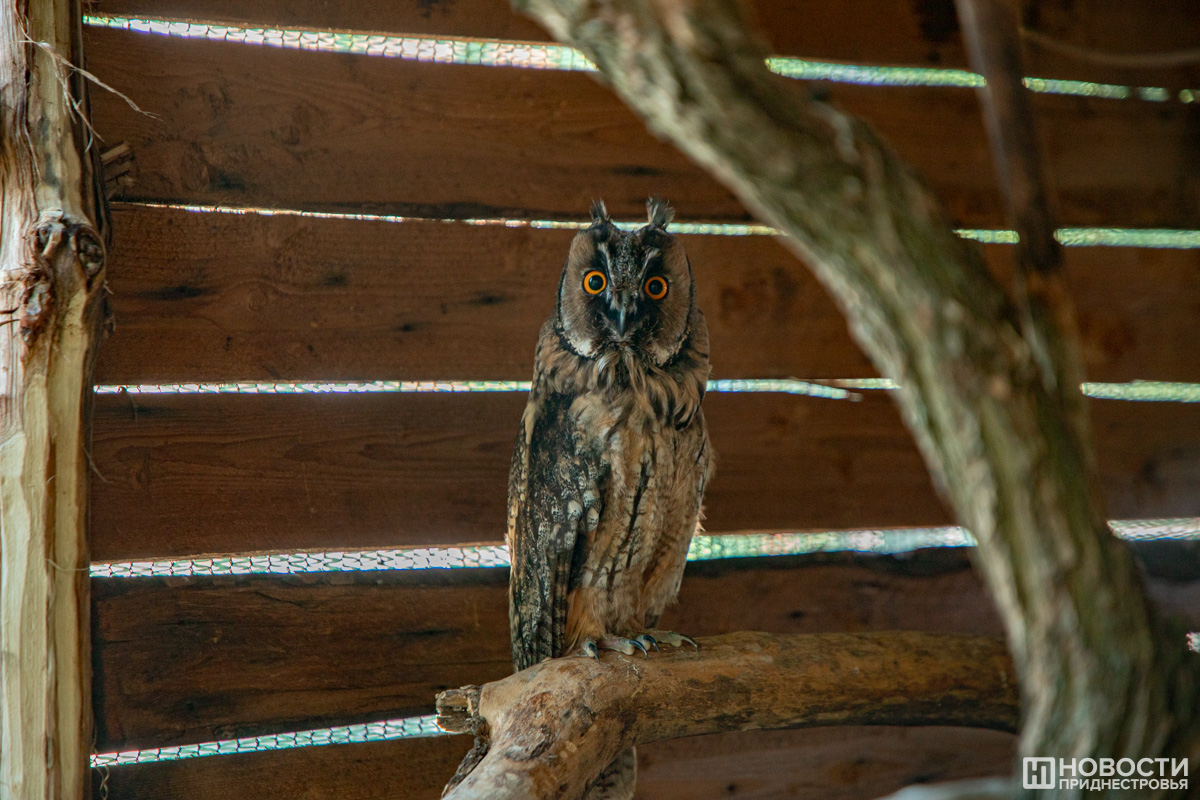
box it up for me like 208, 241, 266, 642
438, 632, 1018, 800
507, 0, 1200, 795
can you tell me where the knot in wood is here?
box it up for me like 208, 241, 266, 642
73, 227, 106, 279
35, 217, 66, 259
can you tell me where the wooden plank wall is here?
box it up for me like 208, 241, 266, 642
92, 550, 1200, 752
93, 727, 1020, 800
83, 0, 1200, 797
87, 30, 1199, 228
94, 210, 1200, 385
90, 391, 1200, 560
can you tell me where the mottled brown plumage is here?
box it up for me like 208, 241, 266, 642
507, 199, 712, 799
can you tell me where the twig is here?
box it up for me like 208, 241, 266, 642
23, 37, 159, 119
1022, 28, 1200, 70
85, 446, 110, 483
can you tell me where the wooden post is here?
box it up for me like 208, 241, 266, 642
1, 0, 109, 798
952, 0, 1076, 397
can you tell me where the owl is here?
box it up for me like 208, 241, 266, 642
506, 198, 713, 797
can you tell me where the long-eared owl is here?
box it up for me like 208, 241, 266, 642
506, 198, 713, 798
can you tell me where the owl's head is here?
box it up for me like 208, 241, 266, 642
555, 198, 695, 366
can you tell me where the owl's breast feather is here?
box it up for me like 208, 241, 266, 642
536, 313, 709, 432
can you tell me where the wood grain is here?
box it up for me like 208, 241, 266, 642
92, 206, 874, 384
91, 725, 1016, 800
84, 27, 1200, 228
94, 206, 1200, 385
91, 548, 1200, 752
90, 391, 954, 562
89, 390, 1200, 562
635, 726, 1016, 800
92, 551, 1004, 751
440, 632, 1016, 799
93, 0, 1200, 90
92, 736, 475, 800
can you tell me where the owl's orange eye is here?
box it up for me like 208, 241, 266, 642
583, 270, 607, 295
644, 276, 668, 300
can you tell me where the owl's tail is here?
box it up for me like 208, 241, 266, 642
583, 747, 637, 800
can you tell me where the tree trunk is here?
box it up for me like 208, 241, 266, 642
504, 0, 1200, 796
0, 1, 109, 798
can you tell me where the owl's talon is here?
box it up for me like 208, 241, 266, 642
635, 634, 659, 652
644, 630, 699, 651
580, 636, 652, 658
598, 636, 647, 657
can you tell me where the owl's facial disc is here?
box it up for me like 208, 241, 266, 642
557, 206, 692, 364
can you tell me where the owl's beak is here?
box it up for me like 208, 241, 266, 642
610, 293, 636, 338
615, 305, 629, 337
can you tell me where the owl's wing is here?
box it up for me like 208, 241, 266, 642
507, 391, 607, 671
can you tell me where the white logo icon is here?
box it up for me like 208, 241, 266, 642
1024, 758, 1055, 789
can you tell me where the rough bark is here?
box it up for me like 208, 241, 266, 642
503, 0, 1200, 797
0, 0, 109, 798
438, 632, 1019, 800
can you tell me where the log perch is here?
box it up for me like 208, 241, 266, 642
437, 632, 1018, 800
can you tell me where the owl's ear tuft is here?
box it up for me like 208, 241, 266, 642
590, 199, 610, 225
646, 197, 674, 229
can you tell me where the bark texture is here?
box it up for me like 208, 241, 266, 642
0, 0, 109, 798
438, 632, 1019, 800
504, 0, 1200, 797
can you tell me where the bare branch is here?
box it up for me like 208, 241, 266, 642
22, 37, 159, 119
957, 0, 1061, 276
1020, 29, 1200, 70
439, 632, 1018, 800
955, 0, 1068, 396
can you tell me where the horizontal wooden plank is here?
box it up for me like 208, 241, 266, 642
92, 725, 1017, 800
85, 27, 1200, 228
1064, 245, 1200, 384
93, 551, 1007, 750
92, 547, 1199, 752
93, 206, 1200, 385
92, 206, 874, 384
90, 390, 1200, 562
93, 736, 475, 800
89, 391, 951, 562
635, 726, 1015, 799
94, 0, 1200, 90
